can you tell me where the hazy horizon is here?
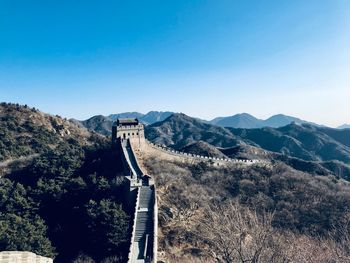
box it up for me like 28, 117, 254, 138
2, 101, 349, 128
1, 1, 349, 127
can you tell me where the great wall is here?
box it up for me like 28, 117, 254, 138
114, 119, 158, 263
119, 138, 158, 263
114, 118, 268, 263
0, 118, 267, 263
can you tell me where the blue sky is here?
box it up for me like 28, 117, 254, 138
0, 0, 349, 126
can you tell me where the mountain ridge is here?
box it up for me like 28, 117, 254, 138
78, 111, 322, 136
77, 111, 174, 135
145, 113, 241, 149
145, 113, 350, 180
210, 113, 311, 128
338, 124, 350, 129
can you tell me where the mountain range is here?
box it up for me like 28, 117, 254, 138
145, 113, 350, 162
77, 111, 324, 136
145, 113, 241, 149
145, 113, 350, 180
210, 113, 312, 128
72, 111, 350, 178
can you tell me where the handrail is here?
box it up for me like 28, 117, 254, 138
152, 187, 158, 263
127, 187, 141, 263
144, 234, 149, 259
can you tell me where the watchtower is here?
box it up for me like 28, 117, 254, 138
112, 118, 144, 144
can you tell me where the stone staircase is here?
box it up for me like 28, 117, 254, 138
134, 187, 154, 243
121, 138, 157, 263
139, 187, 153, 209
134, 211, 153, 242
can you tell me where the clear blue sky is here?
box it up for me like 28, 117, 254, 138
0, 0, 349, 126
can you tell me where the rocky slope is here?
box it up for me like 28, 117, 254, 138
81, 115, 113, 136
0, 103, 96, 163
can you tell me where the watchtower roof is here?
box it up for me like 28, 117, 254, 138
116, 118, 139, 126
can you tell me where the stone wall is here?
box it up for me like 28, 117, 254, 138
0, 251, 53, 263
139, 139, 268, 167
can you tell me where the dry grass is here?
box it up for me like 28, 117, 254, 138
138, 143, 350, 263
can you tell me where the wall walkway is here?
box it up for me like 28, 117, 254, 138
121, 139, 157, 263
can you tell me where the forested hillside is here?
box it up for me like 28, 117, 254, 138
0, 103, 92, 162
0, 103, 130, 263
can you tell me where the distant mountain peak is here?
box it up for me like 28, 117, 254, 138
108, 112, 144, 121
263, 114, 308, 128
146, 113, 238, 149
237, 112, 258, 117
79, 110, 324, 136
210, 113, 262, 129
141, 111, 174, 124
167, 112, 192, 120
338, 124, 350, 129
210, 113, 312, 129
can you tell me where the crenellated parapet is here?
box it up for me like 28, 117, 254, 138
145, 139, 268, 166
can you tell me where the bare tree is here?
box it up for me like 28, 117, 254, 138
329, 213, 350, 262
197, 200, 275, 263
72, 253, 95, 263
